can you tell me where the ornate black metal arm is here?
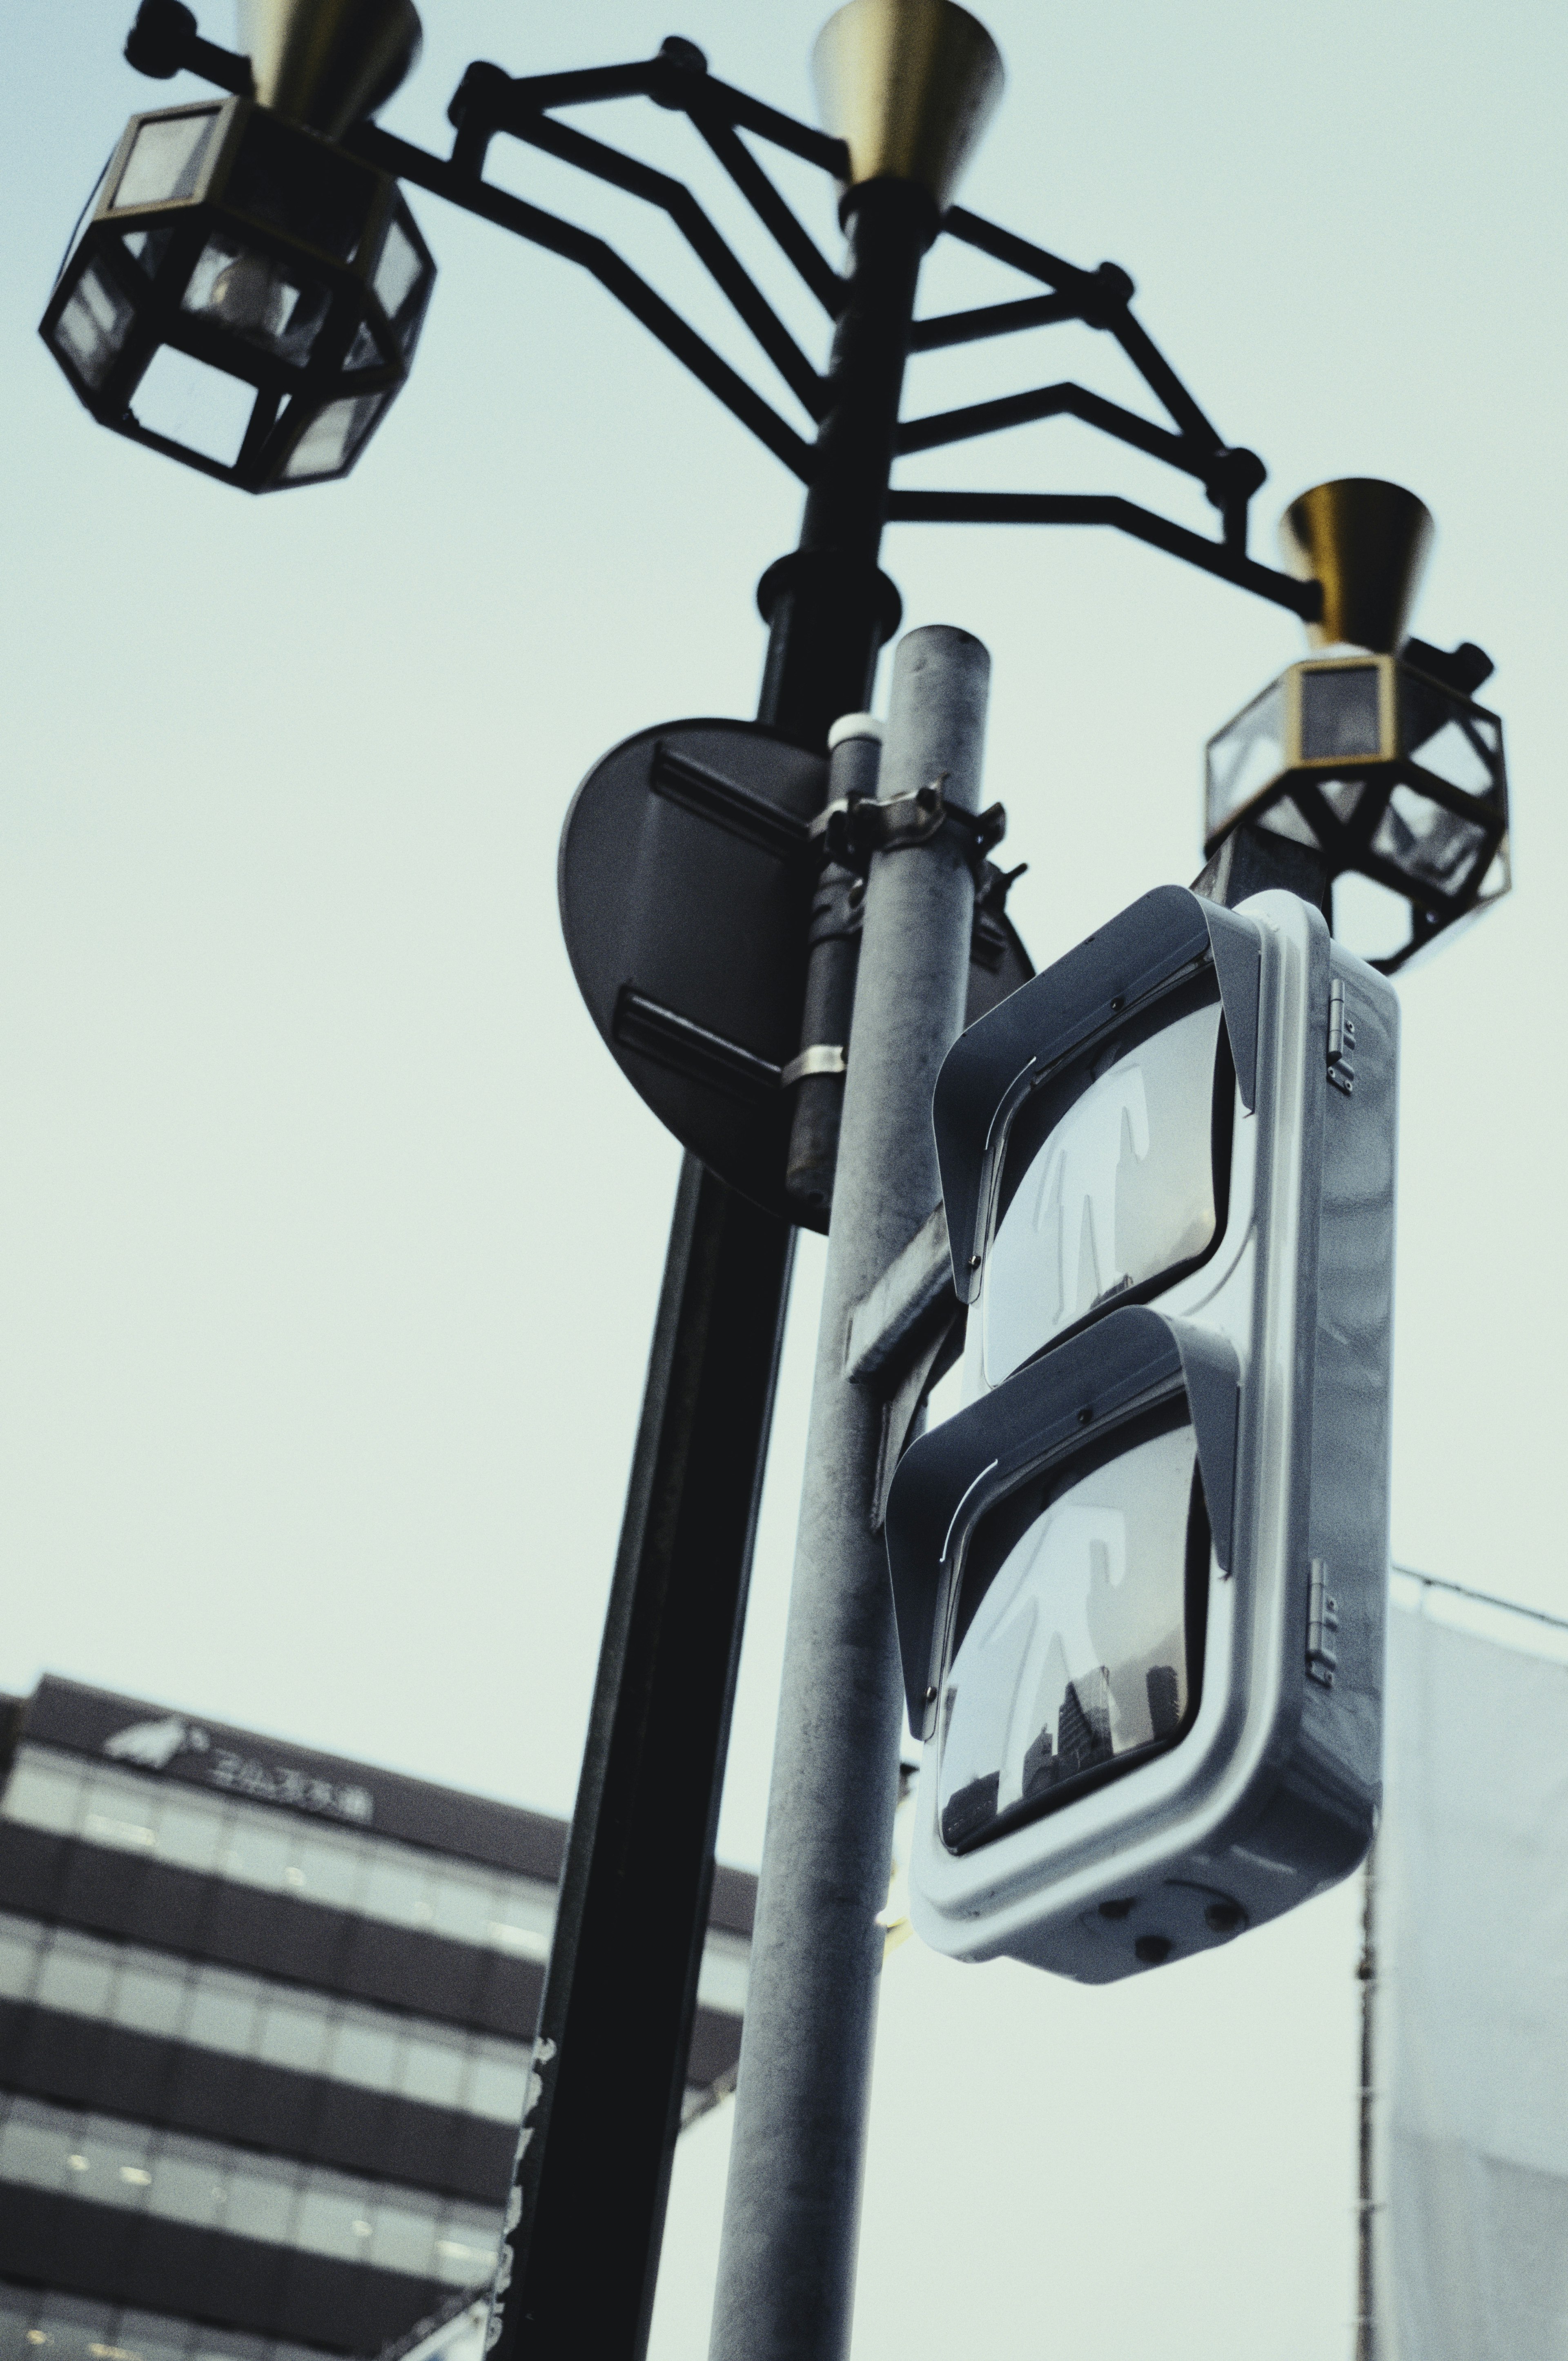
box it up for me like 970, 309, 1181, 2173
121, 0, 1319, 622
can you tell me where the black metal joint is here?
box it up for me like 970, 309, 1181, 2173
1203, 444, 1267, 513
1080, 260, 1136, 325
447, 60, 514, 172
1402, 636, 1496, 697
125, 0, 252, 94
652, 35, 710, 107
125, 0, 196, 78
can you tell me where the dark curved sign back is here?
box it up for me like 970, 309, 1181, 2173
559, 718, 1031, 1225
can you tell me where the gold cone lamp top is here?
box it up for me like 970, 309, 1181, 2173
813, 0, 1004, 213
1279, 478, 1435, 654
242, 0, 422, 141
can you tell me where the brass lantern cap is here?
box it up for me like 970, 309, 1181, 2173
812, 0, 1004, 213
1279, 478, 1435, 654
242, 0, 422, 140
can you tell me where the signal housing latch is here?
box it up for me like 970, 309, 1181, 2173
1307, 1560, 1339, 1686
1327, 979, 1356, 1096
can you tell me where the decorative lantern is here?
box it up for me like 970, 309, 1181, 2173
39, 0, 434, 491
1203, 480, 1509, 973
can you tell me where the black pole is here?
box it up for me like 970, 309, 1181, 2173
485, 176, 931, 2361
758, 180, 933, 742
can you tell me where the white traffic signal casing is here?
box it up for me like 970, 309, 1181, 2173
884, 885, 1398, 1980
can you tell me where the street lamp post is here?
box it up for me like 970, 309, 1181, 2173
39, 5, 1509, 2357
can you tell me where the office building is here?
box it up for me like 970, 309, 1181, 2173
0, 1679, 753, 2361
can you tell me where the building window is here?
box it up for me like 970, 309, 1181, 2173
216, 1817, 294, 1896
111, 1951, 187, 2042
360, 1855, 438, 1933
325, 2007, 401, 2094
294, 2170, 394, 2266
2, 1748, 564, 1967
252, 1987, 332, 2077
428, 1865, 499, 1949
466, 2040, 530, 2126
134, 2137, 227, 2229
33, 1935, 118, 2023
0, 1920, 41, 2006
362, 2187, 444, 2278
0, 1914, 537, 2131
150, 1798, 225, 1877
432, 2213, 501, 2287
0, 2098, 500, 2284
286, 1829, 362, 1912
182, 1968, 261, 2058
2, 1758, 84, 1838
397, 2023, 468, 2113
218, 2157, 298, 2246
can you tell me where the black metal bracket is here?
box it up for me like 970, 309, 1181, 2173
809, 779, 1007, 881
120, 1, 1321, 621
123, 0, 251, 94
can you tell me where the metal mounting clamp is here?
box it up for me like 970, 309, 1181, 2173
808, 777, 1007, 882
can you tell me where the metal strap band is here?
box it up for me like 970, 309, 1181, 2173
781, 1043, 848, 1087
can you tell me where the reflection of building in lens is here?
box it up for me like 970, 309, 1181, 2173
941, 1771, 1000, 1849
1146, 1663, 1181, 1739
1056, 1670, 1113, 1776
1022, 1725, 1056, 1799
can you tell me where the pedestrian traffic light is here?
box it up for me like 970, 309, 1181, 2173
883, 882, 1398, 1980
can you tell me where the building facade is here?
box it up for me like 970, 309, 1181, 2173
0, 1679, 753, 2361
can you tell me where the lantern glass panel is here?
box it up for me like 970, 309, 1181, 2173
282, 391, 386, 481
1205, 678, 1284, 838
122, 226, 174, 278
53, 263, 136, 390
1256, 795, 1318, 846
1414, 725, 1491, 798
1400, 670, 1496, 799
937, 1415, 1203, 1853
982, 996, 1227, 1385
182, 233, 330, 366
1319, 779, 1363, 825
1300, 664, 1381, 761
131, 346, 257, 466
1372, 784, 1490, 894
344, 316, 387, 371
373, 216, 423, 324
111, 109, 221, 210
1476, 840, 1511, 904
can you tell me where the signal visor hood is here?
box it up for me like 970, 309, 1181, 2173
933, 885, 1261, 1306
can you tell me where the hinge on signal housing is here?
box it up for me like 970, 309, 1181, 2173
1307, 1560, 1339, 1686
1327, 980, 1356, 1096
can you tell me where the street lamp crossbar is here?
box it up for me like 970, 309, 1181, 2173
122, 2, 1321, 622
886, 488, 1317, 614
360, 116, 819, 479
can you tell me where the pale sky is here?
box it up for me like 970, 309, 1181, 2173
4, 3, 1566, 2354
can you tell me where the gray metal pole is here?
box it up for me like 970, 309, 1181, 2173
1354, 1844, 1379, 2361
708, 625, 992, 2361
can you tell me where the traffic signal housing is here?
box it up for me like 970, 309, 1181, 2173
884, 884, 1398, 1980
